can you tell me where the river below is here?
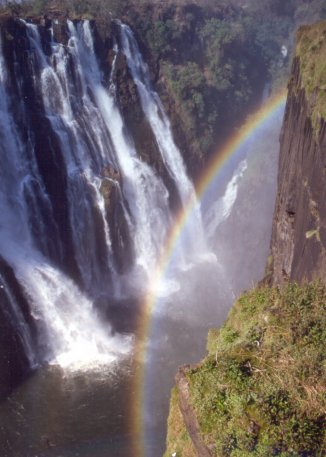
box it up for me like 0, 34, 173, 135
0, 104, 282, 457
0, 360, 134, 457
0, 259, 230, 457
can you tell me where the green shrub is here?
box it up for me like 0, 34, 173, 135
184, 282, 326, 456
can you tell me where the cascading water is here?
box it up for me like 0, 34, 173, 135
0, 32, 40, 368
66, 20, 173, 276
119, 23, 207, 259
0, 24, 132, 370
205, 159, 248, 241
0, 16, 210, 373
25, 21, 115, 293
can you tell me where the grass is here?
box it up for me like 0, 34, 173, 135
164, 387, 196, 457
181, 282, 326, 456
296, 20, 326, 133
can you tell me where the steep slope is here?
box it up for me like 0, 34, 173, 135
270, 20, 326, 285
165, 20, 326, 457
165, 283, 326, 457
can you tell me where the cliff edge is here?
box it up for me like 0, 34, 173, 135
165, 283, 325, 456
165, 20, 326, 457
270, 20, 326, 285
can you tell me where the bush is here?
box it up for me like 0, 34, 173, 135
185, 282, 326, 456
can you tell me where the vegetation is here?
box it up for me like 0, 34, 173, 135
2, 0, 129, 19
296, 20, 326, 132
133, 3, 287, 164
2, 0, 326, 169
164, 387, 196, 457
173, 282, 326, 456
123, 0, 326, 169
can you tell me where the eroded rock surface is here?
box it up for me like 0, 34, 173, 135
270, 22, 326, 285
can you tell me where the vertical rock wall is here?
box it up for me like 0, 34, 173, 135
270, 22, 326, 285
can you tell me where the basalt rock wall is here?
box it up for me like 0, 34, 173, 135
165, 20, 326, 456
270, 21, 326, 285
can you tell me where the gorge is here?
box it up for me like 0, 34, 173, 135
165, 18, 326, 457
0, 1, 325, 457
0, 10, 280, 457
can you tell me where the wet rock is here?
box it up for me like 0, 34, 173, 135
99, 166, 134, 274
0, 258, 37, 400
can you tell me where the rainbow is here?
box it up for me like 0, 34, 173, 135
131, 89, 287, 456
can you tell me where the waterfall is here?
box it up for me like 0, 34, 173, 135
66, 20, 173, 275
0, 17, 209, 373
25, 21, 115, 292
0, 26, 131, 370
11, 251, 131, 369
205, 159, 248, 241
119, 23, 207, 258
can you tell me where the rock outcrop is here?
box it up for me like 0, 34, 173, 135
270, 21, 326, 285
165, 20, 326, 456
175, 368, 213, 457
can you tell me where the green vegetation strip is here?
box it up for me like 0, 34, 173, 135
296, 20, 326, 130
185, 282, 325, 456
164, 387, 196, 457
6, 1, 326, 163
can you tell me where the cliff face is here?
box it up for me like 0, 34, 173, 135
165, 284, 326, 457
165, 20, 326, 457
270, 21, 326, 285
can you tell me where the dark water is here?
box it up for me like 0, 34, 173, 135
0, 360, 135, 457
0, 260, 231, 457
0, 107, 283, 457
0, 330, 209, 457
140, 259, 232, 454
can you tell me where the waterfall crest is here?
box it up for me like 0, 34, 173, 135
67, 21, 172, 275
0, 18, 207, 372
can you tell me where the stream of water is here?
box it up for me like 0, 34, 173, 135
0, 18, 284, 457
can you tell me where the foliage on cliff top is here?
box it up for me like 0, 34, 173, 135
296, 20, 326, 130
3, 0, 326, 170
131, 0, 294, 164
183, 282, 326, 456
122, 0, 326, 170
1, 0, 129, 19
164, 387, 196, 457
